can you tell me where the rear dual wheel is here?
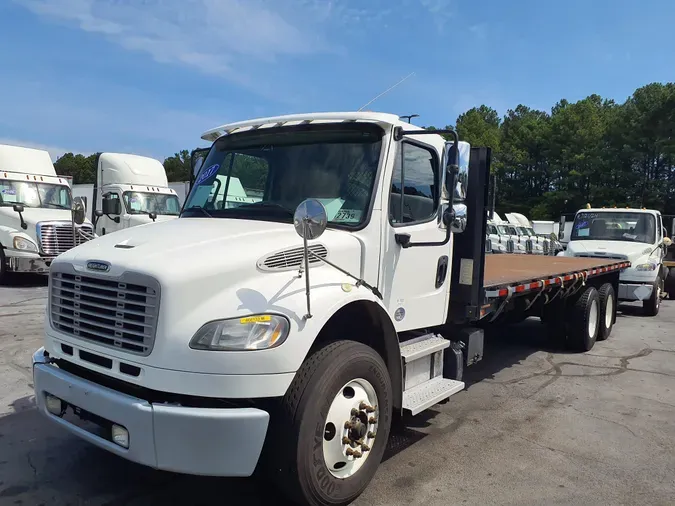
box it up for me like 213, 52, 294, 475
567, 283, 616, 351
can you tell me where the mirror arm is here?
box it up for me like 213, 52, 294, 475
306, 249, 383, 299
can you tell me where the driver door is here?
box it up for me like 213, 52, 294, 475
380, 140, 449, 331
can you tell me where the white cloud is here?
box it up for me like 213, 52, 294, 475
12, 0, 337, 89
418, 0, 453, 32
0, 138, 86, 162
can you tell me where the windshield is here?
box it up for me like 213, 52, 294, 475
182, 123, 384, 227
0, 180, 72, 209
497, 225, 509, 234
571, 211, 656, 244
517, 227, 530, 235
122, 191, 181, 216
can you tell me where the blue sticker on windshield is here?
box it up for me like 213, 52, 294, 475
195, 164, 219, 186
1, 188, 16, 195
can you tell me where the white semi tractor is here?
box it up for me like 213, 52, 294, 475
71, 153, 182, 236
0, 143, 94, 282
33, 112, 630, 505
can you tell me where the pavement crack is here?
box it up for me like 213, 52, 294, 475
567, 406, 641, 439
26, 452, 37, 479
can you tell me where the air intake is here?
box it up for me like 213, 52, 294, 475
257, 244, 328, 272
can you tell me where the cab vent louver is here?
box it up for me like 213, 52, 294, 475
257, 244, 328, 272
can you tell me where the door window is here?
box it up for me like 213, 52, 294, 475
389, 142, 439, 225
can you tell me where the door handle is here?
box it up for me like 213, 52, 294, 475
436, 255, 449, 288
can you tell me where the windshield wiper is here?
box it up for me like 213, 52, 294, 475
238, 202, 294, 216
184, 206, 213, 218
42, 202, 71, 209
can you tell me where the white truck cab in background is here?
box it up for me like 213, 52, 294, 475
0, 143, 94, 282
560, 207, 671, 315
72, 153, 181, 236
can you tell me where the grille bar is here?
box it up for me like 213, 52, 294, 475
38, 222, 94, 256
50, 270, 160, 356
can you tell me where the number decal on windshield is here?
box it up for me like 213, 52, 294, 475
334, 209, 361, 222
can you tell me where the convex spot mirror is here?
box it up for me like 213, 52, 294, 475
72, 197, 86, 225
294, 199, 328, 240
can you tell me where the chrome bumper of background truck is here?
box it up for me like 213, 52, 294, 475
618, 282, 653, 301
6, 254, 54, 273
32, 348, 270, 476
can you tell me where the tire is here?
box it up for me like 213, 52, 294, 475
643, 275, 661, 316
597, 283, 615, 341
268, 340, 393, 506
0, 246, 7, 285
665, 269, 675, 300
567, 286, 600, 352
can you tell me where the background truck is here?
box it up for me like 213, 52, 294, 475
32, 112, 629, 506
0, 143, 94, 282
71, 153, 182, 236
559, 207, 670, 315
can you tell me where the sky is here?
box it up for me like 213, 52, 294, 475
0, 0, 674, 162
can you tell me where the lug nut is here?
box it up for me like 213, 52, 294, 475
351, 408, 359, 416
369, 417, 377, 424
346, 448, 363, 458
342, 437, 351, 445
361, 444, 371, 452
367, 431, 376, 438
344, 421, 353, 429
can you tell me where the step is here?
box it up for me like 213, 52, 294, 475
400, 334, 450, 363
402, 377, 465, 416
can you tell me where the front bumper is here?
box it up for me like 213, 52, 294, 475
32, 348, 270, 476
618, 282, 654, 301
4, 250, 54, 273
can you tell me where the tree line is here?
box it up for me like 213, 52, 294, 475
53, 82, 675, 220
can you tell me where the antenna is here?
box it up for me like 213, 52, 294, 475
358, 72, 415, 112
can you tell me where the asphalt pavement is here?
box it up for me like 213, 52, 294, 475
1, 275, 674, 505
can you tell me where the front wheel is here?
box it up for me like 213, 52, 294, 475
643, 276, 661, 316
269, 340, 393, 506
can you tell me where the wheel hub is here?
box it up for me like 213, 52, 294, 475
323, 379, 379, 478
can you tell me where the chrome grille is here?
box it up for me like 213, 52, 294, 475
574, 253, 627, 260
38, 222, 95, 256
50, 269, 160, 356
258, 244, 328, 271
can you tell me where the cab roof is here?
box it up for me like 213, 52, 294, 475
200, 111, 429, 142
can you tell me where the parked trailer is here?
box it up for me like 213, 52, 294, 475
32, 112, 629, 506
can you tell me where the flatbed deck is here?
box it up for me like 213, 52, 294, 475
484, 255, 629, 289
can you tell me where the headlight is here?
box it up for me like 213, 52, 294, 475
189, 314, 290, 351
635, 263, 657, 271
13, 236, 38, 252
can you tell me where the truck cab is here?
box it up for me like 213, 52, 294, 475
74, 153, 181, 236
560, 207, 670, 315
0, 143, 94, 281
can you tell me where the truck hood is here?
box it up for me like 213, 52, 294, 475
53, 217, 363, 284
566, 240, 655, 262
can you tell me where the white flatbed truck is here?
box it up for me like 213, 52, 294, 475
32, 112, 629, 505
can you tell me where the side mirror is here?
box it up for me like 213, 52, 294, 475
664, 237, 673, 247
102, 197, 121, 216
149, 211, 157, 222
13, 203, 24, 213
293, 199, 327, 240
72, 197, 86, 225
94, 210, 103, 218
